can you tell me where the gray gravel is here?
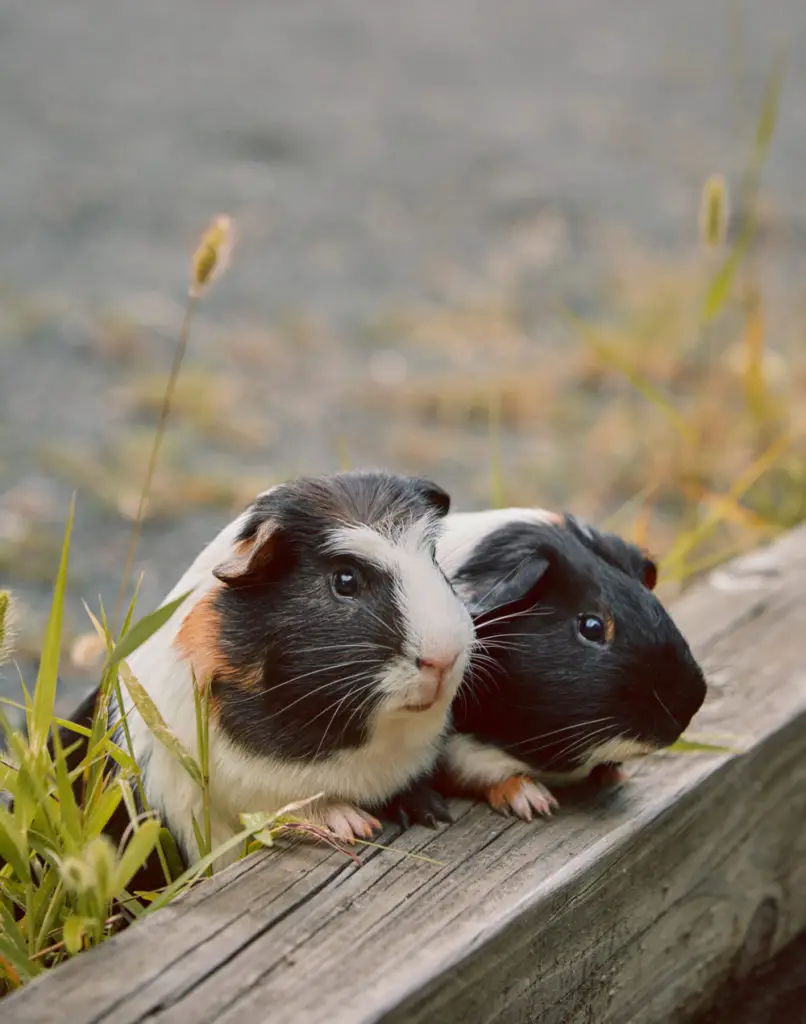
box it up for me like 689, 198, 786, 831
1, 0, 804, 706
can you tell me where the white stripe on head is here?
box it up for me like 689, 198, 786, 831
326, 519, 474, 677
436, 507, 563, 578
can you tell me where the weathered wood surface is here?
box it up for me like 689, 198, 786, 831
6, 526, 806, 1024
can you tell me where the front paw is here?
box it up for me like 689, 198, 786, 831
486, 775, 559, 821
587, 761, 627, 788
319, 804, 383, 844
375, 780, 453, 830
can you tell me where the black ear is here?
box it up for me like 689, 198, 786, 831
564, 513, 658, 590
455, 551, 553, 620
641, 557, 658, 591
410, 477, 451, 518
213, 518, 282, 589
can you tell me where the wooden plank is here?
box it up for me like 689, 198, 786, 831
6, 525, 806, 1024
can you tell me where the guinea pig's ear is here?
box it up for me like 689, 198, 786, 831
409, 477, 451, 518
457, 551, 553, 620
564, 513, 658, 590
212, 518, 282, 589
641, 556, 658, 591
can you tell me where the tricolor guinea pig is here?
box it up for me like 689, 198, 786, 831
66, 471, 475, 869
412, 508, 707, 823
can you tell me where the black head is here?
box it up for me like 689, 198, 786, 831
443, 511, 707, 774
176, 471, 472, 763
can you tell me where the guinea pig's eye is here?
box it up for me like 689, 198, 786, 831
577, 614, 607, 646
331, 566, 362, 599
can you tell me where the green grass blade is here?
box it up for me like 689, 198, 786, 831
667, 737, 738, 754
701, 227, 752, 323
106, 589, 194, 669
113, 818, 161, 893
0, 900, 31, 964
120, 576, 144, 638
0, 931, 36, 985
30, 497, 75, 752
34, 876, 64, 953
156, 828, 185, 881
0, 807, 31, 882
84, 783, 123, 840
703, 56, 784, 324
50, 729, 82, 851
117, 663, 202, 786
562, 309, 697, 442
62, 915, 95, 956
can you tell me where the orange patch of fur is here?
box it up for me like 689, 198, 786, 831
485, 775, 531, 810
605, 614, 616, 643
175, 589, 230, 694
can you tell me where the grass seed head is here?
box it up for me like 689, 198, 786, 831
190, 215, 234, 298
58, 855, 95, 895
0, 590, 15, 664
698, 173, 730, 249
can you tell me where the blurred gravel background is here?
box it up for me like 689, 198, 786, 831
1, 0, 805, 711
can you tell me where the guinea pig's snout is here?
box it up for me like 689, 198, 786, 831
415, 653, 459, 675
646, 652, 708, 745
404, 650, 462, 712
673, 662, 708, 732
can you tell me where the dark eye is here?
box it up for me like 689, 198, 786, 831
577, 614, 607, 646
331, 566, 361, 599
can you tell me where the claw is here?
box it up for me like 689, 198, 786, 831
374, 781, 453, 830
321, 804, 382, 844
485, 775, 559, 821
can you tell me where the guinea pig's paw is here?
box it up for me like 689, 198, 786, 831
588, 762, 627, 788
321, 804, 382, 844
486, 776, 559, 822
376, 780, 453, 831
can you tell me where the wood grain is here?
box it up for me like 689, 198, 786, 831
6, 525, 806, 1024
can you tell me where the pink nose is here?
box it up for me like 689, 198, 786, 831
415, 652, 460, 677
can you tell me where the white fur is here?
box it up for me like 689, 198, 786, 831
327, 519, 474, 706
436, 507, 562, 578
444, 732, 655, 789
115, 497, 474, 868
444, 733, 534, 787
549, 737, 655, 783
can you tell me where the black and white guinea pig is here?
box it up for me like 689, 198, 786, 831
415, 507, 707, 823
87, 470, 474, 867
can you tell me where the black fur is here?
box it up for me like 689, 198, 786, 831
374, 776, 453, 830
212, 471, 451, 761
451, 516, 707, 773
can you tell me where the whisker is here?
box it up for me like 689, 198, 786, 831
506, 717, 616, 750
543, 723, 618, 767
312, 680, 380, 759
358, 600, 407, 641
653, 688, 679, 730
472, 607, 554, 639
467, 554, 537, 616
336, 679, 386, 745
293, 642, 388, 655
278, 670, 379, 718
259, 658, 380, 696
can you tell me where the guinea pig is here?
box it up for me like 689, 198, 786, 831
392, 507, 707, 824
74, 470, 474, 869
